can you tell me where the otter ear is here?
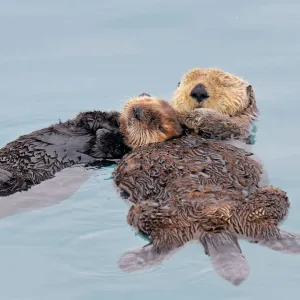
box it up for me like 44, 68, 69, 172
246, 85, 254, 102
200, 232, 250, 286
245, 84, 259, 117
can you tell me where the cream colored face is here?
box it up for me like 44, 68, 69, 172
171, 68, 252, 116
120, 95, 183, 148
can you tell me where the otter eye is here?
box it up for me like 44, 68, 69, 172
177, 81, 180, 87
158, 126, 165, 133
150, 116, 156, 123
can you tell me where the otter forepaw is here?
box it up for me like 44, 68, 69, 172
91, 128, 130, 159
181, 108, 245, 140
181, 108, 215, 132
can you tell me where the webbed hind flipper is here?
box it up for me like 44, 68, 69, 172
200, 232, 250, 286
119, 242, 180, 273
258, 230, 300, 254
120, 202, 184, 273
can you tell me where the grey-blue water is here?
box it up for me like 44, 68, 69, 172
1, 0, 300, 299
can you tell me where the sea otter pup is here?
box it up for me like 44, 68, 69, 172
171, 68, 258, 143
0, 110, 130, 197
114, 95, 300, 286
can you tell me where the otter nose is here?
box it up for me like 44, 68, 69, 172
133, 107, 143, 121
190, 84, 209, 102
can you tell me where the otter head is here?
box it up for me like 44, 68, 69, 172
172, 68, 254, 116
120, 95, 183, 148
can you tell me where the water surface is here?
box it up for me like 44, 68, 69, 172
1, 1, 300, 299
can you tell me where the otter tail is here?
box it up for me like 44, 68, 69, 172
200, 232, 250, 286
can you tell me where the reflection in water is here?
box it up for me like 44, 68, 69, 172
0, 160, 116, 219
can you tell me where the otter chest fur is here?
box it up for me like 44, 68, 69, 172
113, 135, 298, 286
114, 135, 262, 205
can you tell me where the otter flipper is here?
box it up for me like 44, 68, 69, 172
258, 229, 300, 254
119, 243, 179, 273
200, 232, 250, 286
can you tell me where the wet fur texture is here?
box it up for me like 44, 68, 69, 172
0, 111, 130, 196
115, 96, 300, 286
120, 96, 183, 148
172, 68, 259, 143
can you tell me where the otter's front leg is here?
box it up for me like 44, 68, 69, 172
181, 108, 251, 141
90, 128, 130, 159
74, 110, 121, 133
75, 111, 131, 159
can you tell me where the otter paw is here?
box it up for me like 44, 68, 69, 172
181, 108, 217, 133
91, 128, 129, 159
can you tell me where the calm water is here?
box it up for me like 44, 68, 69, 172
1, 0, 300, 299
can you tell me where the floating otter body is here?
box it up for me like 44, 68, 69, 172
114, 95, 300, 286
0, 110, 130, 197
171, 68, 258, 144
0, 68, 257, 198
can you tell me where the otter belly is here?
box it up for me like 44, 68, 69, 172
219, 139, 269, 187
113, 135, 263, 206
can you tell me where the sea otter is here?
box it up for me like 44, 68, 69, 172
114, 95, 300, 286
171, 68, 258, 144
0, 68, 256, 198
0, 110, 130, 197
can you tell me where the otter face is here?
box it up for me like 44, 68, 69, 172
172, 68, 253, 116
120, 95, 182, 148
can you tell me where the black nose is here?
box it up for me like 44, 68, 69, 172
190, 84, 209, 102
138, 93, 151, 97
133, 107, 143, 121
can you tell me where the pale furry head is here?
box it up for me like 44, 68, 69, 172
120, 95, 182, 148
172, 68, 255, 116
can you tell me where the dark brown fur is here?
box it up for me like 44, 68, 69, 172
115, 97, 300, 286
0, 111, 130, 196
